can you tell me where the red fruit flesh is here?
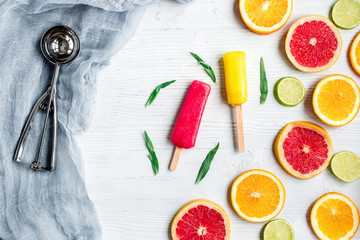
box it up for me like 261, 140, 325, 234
290, 20, 338, 68
176, 205, 227, 240
283, 127, 329, 174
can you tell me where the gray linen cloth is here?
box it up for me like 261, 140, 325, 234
0, 0, 190, 239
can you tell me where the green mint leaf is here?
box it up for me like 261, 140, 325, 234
148, 154, 159, 175
195, 143, 220, 184
157, 80, 176, 89
260, 57, 268, 104
190, 52, 204, 63
145, 80, 176, 107
190, 52, 216, 83
261, 93, 267, 104
199, 62, 216, 83
144, 131, 159, 175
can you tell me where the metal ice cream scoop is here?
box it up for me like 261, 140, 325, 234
14, 25, 80, 171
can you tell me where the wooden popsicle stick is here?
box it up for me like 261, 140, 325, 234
170, 146, 183, 171
235, 105, 245, 153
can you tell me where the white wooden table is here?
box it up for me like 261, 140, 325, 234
77, 0, 360, 239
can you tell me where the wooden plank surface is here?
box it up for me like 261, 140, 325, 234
77, 0, 360, 239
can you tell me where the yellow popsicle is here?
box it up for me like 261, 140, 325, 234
223, 51, 247, 152
223, 51, 247, 106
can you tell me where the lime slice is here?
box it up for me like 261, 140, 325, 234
263, 219, 295, 240
331, 0, 360, 29
331, 151, 360, 182
274, 77, 305, 107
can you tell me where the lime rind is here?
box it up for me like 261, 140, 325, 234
274, 77, 305, 107
331, 151, 360, 182
331, 0, 360, 30
263, 219, 295, 240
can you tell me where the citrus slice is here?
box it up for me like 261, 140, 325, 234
239, 0, 293, 35
331, 0, 360, 29
350, 32, 360, 76
231, 169, 285, 222
263, 219, 295, 240
331, 151, 360, 182
313, 74, 360, 126
171, 199, 231, 240
311, 192, 360, 240
274, 121, 333, 179
285, 15, 342, 72
274, 77, 305, 107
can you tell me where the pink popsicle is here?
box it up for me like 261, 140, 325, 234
170, 80, 211, 171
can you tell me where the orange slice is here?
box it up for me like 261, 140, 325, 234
171, 199, 231, 240
311, 192, 360, 240
350, 32, 360, 76
313, 74, 360, 126
239, 0, 293, 35
231, 169, 285, 222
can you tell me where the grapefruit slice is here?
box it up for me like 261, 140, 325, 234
274, 121, 333, 179
285, 15, 342, 72
231, 170, 286, 222
171, 199, 231, 240
311, 192, 360, 240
